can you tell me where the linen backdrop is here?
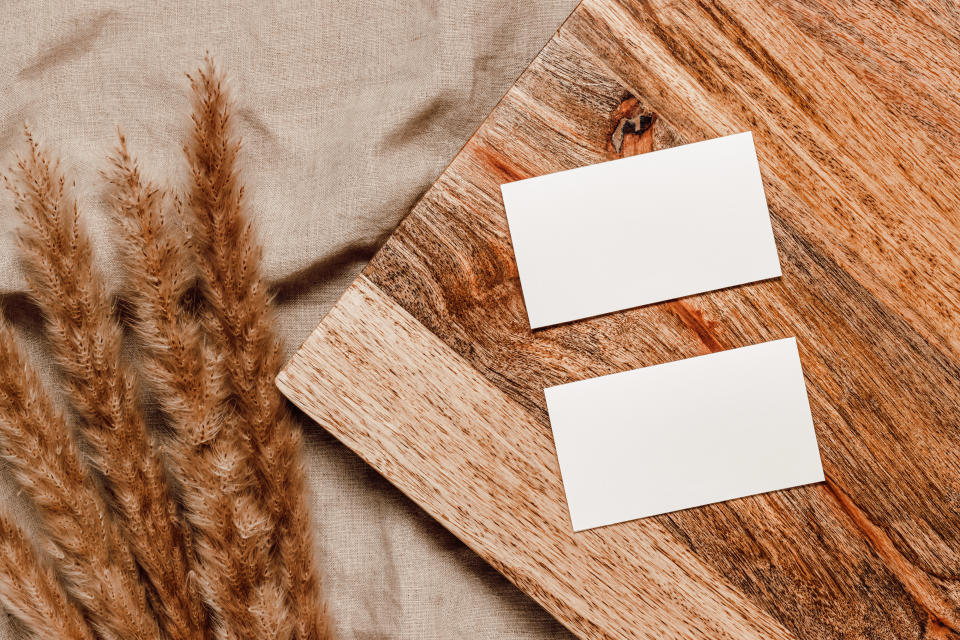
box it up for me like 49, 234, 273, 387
0, 1, 580, 638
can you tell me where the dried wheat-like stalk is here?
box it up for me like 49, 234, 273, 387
0, 318, 159, 640
185, 59, 329, 640
8, 136, 207, 640
0, 513, 95, 640
107, 135, 288, 640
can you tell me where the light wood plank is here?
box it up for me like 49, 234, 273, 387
278, 275, 798, 640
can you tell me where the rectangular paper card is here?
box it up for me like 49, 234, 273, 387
500, 131, 781, 329
544, 338, 824, 531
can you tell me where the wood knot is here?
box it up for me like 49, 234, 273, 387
608, 95, 657, 158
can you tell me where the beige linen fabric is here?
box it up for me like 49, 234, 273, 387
0, 1, 579, 638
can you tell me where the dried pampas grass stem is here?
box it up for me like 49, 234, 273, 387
0, 514, 96, 640
107, 135, 290, 640
0, 318, 159, 640
8, 136, 207, 640
186, 58, 329, 640
0, 57, 331, 640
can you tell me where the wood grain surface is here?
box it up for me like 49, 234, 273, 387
277, 2, 960, 638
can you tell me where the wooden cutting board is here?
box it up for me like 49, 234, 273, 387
277, 1, 960, 638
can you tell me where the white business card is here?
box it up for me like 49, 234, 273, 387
544, 338, 824, 531
500, 131, 781, 329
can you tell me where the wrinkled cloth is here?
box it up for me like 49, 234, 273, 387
0, 1, 579, 638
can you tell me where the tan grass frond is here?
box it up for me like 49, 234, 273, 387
0, 512, 96, 640
0, 317, 159, 640
7, 133, 205, 640
106, 134, 285, 640
185, 58, 329, 640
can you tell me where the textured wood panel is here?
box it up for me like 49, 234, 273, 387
278, 2, 960, 638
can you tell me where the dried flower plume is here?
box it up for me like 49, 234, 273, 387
0, 58, 330, 640
107, 134, 292, 640
0, 317, 158, 640
185, 58, 329, 640
8, 133, 207, 640
0, 513, 95, 640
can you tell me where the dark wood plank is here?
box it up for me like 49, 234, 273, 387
280, 2, 960, 638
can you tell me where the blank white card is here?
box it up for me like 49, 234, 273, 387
544, 338, 824, 531
501, 132, 781, 328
